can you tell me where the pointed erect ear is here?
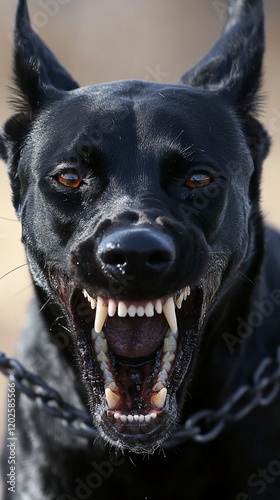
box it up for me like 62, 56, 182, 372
180, 0, 265, 114
13, 0, 79, 111
0, 0, 79, 214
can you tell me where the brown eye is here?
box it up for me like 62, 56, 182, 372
186, 172, 212, 189
57, 171, 82, 189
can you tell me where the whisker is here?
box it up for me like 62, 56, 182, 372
0, 263, 28, 281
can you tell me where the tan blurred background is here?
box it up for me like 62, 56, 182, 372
0, 0, 279, 477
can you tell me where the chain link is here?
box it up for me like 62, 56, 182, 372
1, 347, 280, 448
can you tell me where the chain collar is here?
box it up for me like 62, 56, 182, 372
1, 348, 280, 448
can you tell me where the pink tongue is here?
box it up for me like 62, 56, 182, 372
103, 315, 168, 358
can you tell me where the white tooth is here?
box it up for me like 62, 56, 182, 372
97, 352, 109, 363
175, 292, 184, 309
153, 381, 165, 391
105, 381, 118, 391
100, 361, 109, 371
128, 305, 137, 317
127, 415, 134, 423
151, 388, 167, 409
133, 415, 139, 421
94, 335, 108, 353
120, 415, 127, 423
137, 306, 145, 317
144, 414, 151, 423
163, 361, 172, 372
114, 412, 121, 419
82, 289, 87, 298
94, 297, 108, 333
139, 414, 145, 422
145, 302, 154, 317
103, 368, 113, 380
108, 299, 117, 317
158, 369, 169, 381
162, 297, 177, 334
90, 298, 96, 310
91, 328, 105, 340
155, 299, 163, 314
150, 411, 157, 419
163, 351, 175, 363
118, 301, 128, 317
162, 334, 177, 353
105, 388, 120, 410
187, 286, 191, 296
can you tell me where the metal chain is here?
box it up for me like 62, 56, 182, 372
1, 347, 280, 448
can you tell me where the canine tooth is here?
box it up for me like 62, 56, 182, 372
118, 301, 128, 317
145, 302, 154, 317
94, 297, 108, 333
150, 411, 157, 419
162, 297, 177, 334
94, 336, 108, 353
139, 415, 145, 422
108, 299, 117, 317
128, 305, 137, 317
105, 388, 120, 410
163, 351, 175, 363
155, 299, 163, 314
137, 306, 145, 317
153, 381, 165, 391
127, 414, 134, 423
163, 334, 177, 353
151, 387, 167, 409
97, 351, 109, 363
144, 414, 151, 423
120, 415, 127, 423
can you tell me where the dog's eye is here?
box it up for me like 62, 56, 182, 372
57, 171, 82, 189
186, 172, 212, 189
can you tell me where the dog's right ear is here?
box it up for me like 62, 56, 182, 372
1, 0, 79, 213
13, 0, 79, 110
1, 0, 79, 150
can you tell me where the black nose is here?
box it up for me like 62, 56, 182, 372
97, 226, 176, 280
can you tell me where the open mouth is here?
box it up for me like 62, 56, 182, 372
51, 271, 208, 452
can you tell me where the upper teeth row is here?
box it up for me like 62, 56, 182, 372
83, 287, 191, 335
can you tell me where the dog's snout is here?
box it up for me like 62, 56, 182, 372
98, 227, 176, 278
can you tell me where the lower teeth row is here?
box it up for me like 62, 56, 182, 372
114, 411, 158, 423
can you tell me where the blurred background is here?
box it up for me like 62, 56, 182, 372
0, 0, 279, 476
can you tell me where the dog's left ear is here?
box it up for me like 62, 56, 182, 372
181, 0, 264, 113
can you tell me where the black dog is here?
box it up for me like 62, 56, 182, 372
1, 0, 280, 498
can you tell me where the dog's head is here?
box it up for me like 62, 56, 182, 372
0, 0, 270, 452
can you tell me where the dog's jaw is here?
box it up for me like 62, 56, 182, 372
48, 267, 222, 453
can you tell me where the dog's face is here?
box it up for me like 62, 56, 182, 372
0, 0, 270, 452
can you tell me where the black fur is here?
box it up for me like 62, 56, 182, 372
1, 1, 280, 498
